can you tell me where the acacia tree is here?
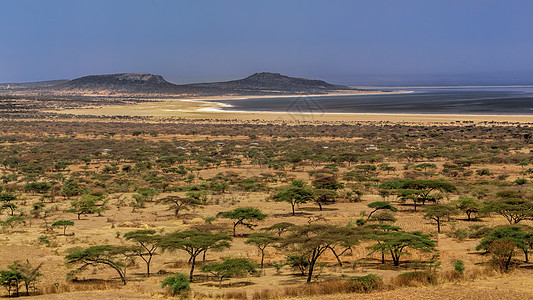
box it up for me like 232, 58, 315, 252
245, 233, 280, 268
65, 245, 137, 285
159, 230, 231, 281
312, 174, 343, 210
483, 198, 533, 224
262, 222, 295, 236
366, 201, 398, 220
477, 226, 531, 263
0, 260, 42, 296
52, 220, 74, 235
200, 258, 257, 289
362, 224, 401, 264
158, 195, 201, 217
423, 204, 459, 233
123, 229, 161, 277
0, 193, 17, 216
387, 179, 456, 211
273, 180, 315, 216
0, 269, 24, 296
218, 207, 267, 237
454, 196, 482, 221
68, 195, 108, 220
367, 230, 437, 266
280, 224, 359, 283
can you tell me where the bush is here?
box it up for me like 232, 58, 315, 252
476, 168, 493, 176
286, 254, 309, 276
453, 259, 465, 272
349, 274, 384, 293
448, 228, 469, 241
515, 178, 528, 185
393, 271, 437, 287
161, 273, 190, 296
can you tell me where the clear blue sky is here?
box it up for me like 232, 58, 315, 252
1, 0, 533, 85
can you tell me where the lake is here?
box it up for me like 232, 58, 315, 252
213, 86, 533, 115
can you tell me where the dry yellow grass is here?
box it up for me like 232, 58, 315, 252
1, 118, 532, 299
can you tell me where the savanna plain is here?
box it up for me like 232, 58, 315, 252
1, 110, 533, 299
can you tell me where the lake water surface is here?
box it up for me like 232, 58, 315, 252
213, 87, 533, 115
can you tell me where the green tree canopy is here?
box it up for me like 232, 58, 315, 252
161, 273, 190, 296
124, 229, 162, 277
52, 220, 74, 235
245, 233, 280, 268
476, 226, 533, 263
367, 230, 437, 266
262, 222, 295, 236
158, 195, 201, 217
0, 260, 42, 297
218, 207, 267, 237
366, 201, 398, 220
423, 204, 459, 233
159, 230, 231, 281
454, 196, 482, 221
200, 257, 257, 289
67, 194, 108, 220
280, 224, 360, 283
273, 180, 315, 216
65, 245, 137, 285
483, 198, 533, 224
381, 179, 455, 211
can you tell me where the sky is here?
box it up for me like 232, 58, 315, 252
1, 0, 533, 86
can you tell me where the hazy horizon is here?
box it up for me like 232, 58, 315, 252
2, 1, 533, 86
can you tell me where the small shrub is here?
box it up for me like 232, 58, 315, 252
161, 273, 190, 296
448, 228, 469, 241
476, 168, 493, 176
453, 259, 465, 272
498, 174, 510, 181
39, 235, 50, 246
349, 274, 384, 293
515, 178, 528, 185
488, 240, 515, 273
286, 254, 309, 276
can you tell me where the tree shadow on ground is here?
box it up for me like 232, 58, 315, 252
272, 212, 313, 217
299, 207, 338, 212
201, 280, 255, 288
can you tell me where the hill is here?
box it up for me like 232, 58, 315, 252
0, 80, 69, 90
50, 72, 359, 96
53, 73, 177, 94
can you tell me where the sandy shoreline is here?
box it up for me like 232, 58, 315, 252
47, 91, 533, 124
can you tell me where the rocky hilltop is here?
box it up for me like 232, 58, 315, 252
55, 73, 176, 93
48, 72, 359, 96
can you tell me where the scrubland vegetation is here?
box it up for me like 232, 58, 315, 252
0, 118, 532, 298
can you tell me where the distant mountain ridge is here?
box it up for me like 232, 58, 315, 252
48, 72, 359, 96
0, 80, 69, 90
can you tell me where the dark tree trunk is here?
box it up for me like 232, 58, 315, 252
306, 260, 315, 284
189, 255, 196, 282
291, 202, 296, 216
